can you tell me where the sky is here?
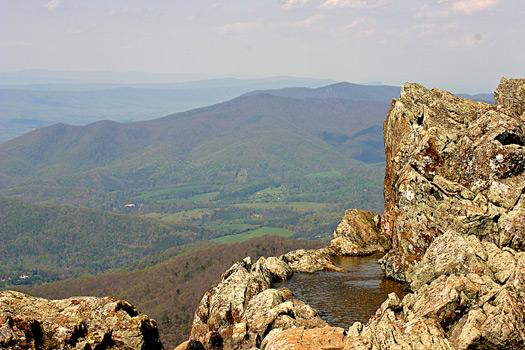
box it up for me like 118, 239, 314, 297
0, 0, 524, 93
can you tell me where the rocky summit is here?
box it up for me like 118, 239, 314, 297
0, 290, 164, 350
179, 78, 525, 350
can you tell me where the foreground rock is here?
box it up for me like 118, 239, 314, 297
347, 241, 525, 349
188, 249, 343, 349
0, 290, 164, 349
330, 209, 390, 256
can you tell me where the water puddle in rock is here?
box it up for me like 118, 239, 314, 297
274, 254, 408, 330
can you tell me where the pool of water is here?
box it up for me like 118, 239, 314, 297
274, 254, 407, 329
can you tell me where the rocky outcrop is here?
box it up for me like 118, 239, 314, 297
345, 77, 525, 349
330, 209, 390, 256
0, 290, 164, 350
345, 240, 525, 349
494, 77, 525, 119
381, 78, 525, 282
188, 250, 343, 350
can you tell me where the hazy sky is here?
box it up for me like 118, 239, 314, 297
1, 0, 523, 92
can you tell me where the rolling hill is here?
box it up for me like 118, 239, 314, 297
0, 196, 205, 284
243, 81, 401, 102
0, 90, 390, 192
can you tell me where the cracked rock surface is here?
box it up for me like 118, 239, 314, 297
381, 78, 525, 282
187, 250, 342, 350
0, 290, 164, 350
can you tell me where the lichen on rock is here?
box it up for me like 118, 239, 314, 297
381, 78, 525, 282
0, 290, 164, 350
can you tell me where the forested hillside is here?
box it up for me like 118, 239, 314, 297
0, 93, 389, 191
0, 196, 205, 285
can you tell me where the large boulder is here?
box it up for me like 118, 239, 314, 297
0, 290, 163, 350
381, 78, 525, 282
330, 209, 391, 256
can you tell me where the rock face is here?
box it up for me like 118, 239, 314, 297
330, 209, 391, 256
0, 290, 164, 350
188, 250, 342, 350
381, 78, 525, 282
494, 77, 525, 119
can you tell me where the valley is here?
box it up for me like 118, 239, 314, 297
1, 79, 390, 348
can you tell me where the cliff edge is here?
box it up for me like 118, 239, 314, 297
381, 77, 525, 283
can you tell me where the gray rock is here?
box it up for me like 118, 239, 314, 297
381, 79, 525, 282
0, 290, 163, 350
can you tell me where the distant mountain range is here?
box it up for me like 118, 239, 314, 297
0, 75, 334, 140
245, 82, 493, 104
0, 83, 393, 192
243, 81, 401, 102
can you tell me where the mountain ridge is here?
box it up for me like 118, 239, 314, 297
242, 81, 401, 102
0, 92, 390, 191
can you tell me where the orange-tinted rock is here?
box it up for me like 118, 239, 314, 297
263, 326, 346, 350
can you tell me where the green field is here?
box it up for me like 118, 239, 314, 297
305, 170, 343, 179
257, 186, 289, 195
145, 208, 213, 223
233, 201, 327, 212
130, 185, 212, 201
187, 191, 220, 202
212, 226, 294, 244
203, 224, 257, 232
